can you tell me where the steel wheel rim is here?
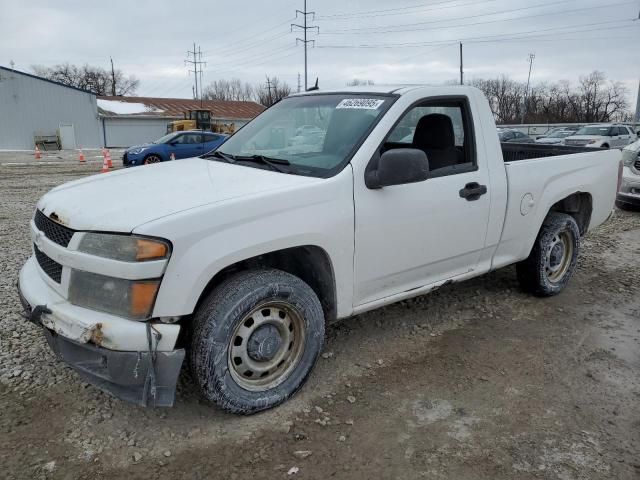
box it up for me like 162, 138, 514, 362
544, 229, 573, 283
144, 155, 161, 164
228, 302, 306, 392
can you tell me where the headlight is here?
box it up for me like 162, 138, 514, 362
587, 140, 597, 144
77, 234, 169, 262
69, 270, 160, 320
129, 147, 148, 155
622, 150, 639, 167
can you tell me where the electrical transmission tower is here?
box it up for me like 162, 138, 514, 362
186, 42, 206, 105
521, 53, 535, 124
291, 0, 319, 91
265, 75, 273, 106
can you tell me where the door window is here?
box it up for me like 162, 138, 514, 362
171, 134, 189, 144
384, 100, 475, 175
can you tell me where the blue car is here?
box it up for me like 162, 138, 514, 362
122, 131, 228, 167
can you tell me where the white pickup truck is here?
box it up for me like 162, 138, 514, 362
18, 86, 622, 413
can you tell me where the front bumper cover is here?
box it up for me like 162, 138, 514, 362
17, 278, 185, 407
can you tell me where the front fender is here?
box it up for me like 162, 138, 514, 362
135, 168, 356, 319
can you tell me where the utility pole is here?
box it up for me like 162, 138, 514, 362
635, 80, 640, 123
521, 53, 535, 124
292, 0, 319, 91
110, 57, 116, 96
265, 75, 273, 106
198, 46, 204, 107
186, 42, 206, 102
459, 43, 463, 85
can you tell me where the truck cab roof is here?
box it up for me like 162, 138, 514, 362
289, 84, 478, 97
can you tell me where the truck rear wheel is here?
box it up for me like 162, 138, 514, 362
516, 212, 580, 296
189, 269, 325, 414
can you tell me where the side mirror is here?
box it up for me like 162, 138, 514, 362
169, 141, 178, 146
366, 148, 429, 189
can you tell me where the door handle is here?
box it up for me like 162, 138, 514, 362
459, 182, 487, 201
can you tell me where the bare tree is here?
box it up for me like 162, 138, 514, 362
470, 71, 629, 124
255, 77, 292, 107
31, 63, 139, 96
202, 78, 254, 101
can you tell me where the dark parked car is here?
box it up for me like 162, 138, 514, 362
498, 129, 535, 143
123, 131, 228, 167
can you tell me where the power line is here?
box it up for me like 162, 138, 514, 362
291, 0, 319, 91
207, 48, 300, 79
316, 18, 636, 49
316, 0, 503, 20
205, 45, 298, 73
320, 42, 455, 85
320, 1, 636, 35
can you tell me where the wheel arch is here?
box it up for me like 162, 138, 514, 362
515, 191, 593, 264
547, 191, 593, 236
193, 245, 338, 324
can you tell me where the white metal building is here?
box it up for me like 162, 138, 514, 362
0, 65, 266, 151
0, 66, 103, 150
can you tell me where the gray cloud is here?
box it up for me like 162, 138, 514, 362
1, 0, 638, 106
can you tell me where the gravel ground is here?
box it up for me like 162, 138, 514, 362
0, 161, 638, 480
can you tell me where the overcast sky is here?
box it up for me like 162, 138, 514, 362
1, 0, 638, 108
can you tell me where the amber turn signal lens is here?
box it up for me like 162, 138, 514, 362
130, 281, 160, 318
136, 239, 168, 261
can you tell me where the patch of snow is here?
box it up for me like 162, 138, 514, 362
97, 99, 164, 115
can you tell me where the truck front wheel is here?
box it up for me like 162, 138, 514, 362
516, 212, 580, 296
189, 269, 325, 414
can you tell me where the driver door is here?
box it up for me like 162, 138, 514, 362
353, 98, 491, 307
167, 133, 203, 159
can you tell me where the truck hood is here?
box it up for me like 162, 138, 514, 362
37, 157, 321, 232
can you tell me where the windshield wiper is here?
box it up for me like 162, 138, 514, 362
234, 154, 291, 173
202, 150, 236, 163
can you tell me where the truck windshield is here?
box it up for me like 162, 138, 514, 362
211, 94, 394, 177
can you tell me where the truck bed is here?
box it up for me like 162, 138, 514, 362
501, 143, 598, 162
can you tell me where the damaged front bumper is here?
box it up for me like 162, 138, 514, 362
17, 261, 185, 407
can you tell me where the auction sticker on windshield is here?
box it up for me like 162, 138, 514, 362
336, 98, 385, 110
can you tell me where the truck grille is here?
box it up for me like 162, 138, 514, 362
634, 158, 640, 171
34, 210, 74, 247
34, 244, 63, 283
565, 139, 589, 146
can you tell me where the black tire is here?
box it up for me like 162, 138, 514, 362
601, 144, 609, 149
190, 269, 325, 414
616, 200, 639, 211
516, 212, 580, 297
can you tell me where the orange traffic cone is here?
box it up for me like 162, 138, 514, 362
106, 149, 113, 169
35, 145, 42, 160
170, 152, 176, 161
78, 146, 85, 163
100, 154, 109, 173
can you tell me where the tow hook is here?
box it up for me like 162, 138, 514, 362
30, 305, 52, 325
